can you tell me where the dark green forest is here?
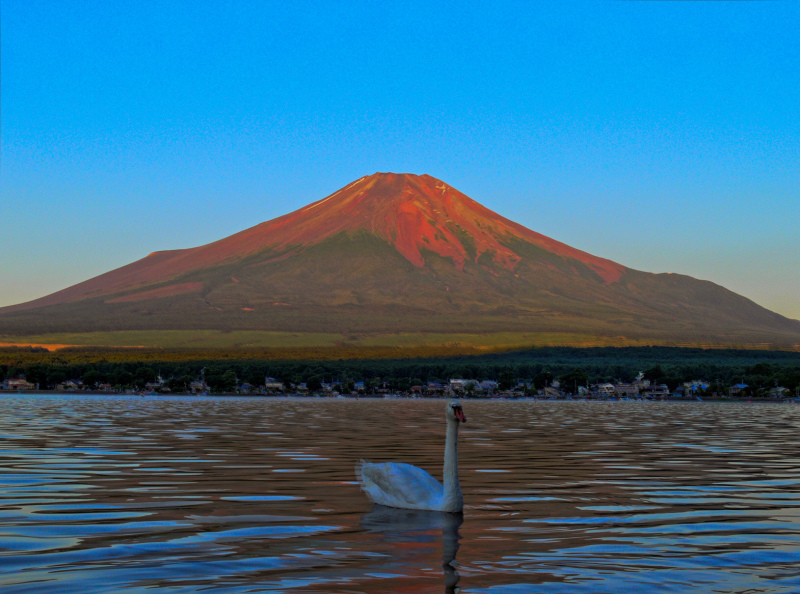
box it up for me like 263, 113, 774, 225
2, 346, 799, 395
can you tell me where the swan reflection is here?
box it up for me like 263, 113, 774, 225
361, 504, 463, 593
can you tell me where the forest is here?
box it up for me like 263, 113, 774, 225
2, 345, 799, 395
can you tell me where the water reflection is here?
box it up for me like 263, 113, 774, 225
361, 505, 462, 593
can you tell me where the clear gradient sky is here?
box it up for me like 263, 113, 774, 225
2, 1, 798, 319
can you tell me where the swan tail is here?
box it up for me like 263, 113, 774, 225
355, 459, 370, 487
356, 460, 383, 504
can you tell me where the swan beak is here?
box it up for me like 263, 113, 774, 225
455, 408, 467, 423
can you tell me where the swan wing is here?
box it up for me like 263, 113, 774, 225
358, 461, 443, 510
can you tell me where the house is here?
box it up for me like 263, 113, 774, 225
643, 384, 670, 398
427, 382, 446, 395
56, 380, 82, 391
729, 383, 749, 396
478, 380, 498, 393
541, 386, 562, 399
684, 381, 709, 395
596, 383, 615, 397
4, 378, 36, 391
449, 379, 474, 392
189, 381, 208, 393
614, 383, 639, 396
264, 381, 285, 393
768, 387, 789, 399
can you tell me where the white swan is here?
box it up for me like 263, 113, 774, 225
357, 401, 467, 512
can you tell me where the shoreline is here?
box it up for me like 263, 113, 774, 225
1, 390, 794, 404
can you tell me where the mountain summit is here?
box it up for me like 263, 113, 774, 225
253, 172, 624, 281
2, 173, 799, 348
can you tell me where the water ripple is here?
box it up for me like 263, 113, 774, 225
1, 395, 799, 592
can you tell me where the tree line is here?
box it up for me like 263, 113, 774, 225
1, 346, 799, 394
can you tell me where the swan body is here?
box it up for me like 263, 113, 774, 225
358, 401, 466, 512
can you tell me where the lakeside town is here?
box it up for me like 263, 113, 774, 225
2, 372, 797, 401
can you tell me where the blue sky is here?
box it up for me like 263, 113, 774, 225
2, 0, 798, 319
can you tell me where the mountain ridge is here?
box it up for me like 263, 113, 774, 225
1, 172, 798, 349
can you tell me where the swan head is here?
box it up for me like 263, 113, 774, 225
447, 401, 467, 423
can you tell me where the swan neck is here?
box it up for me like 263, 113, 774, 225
443, 418, 461, 509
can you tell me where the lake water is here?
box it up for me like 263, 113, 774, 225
1, 395, 799, 593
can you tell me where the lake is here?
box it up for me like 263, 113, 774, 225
1, 395, 799, 593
